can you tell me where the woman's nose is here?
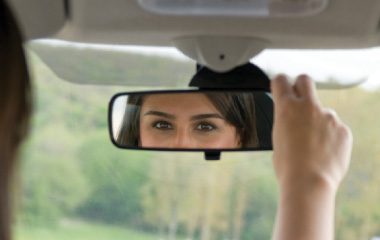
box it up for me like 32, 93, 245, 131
171, 129, 195, 148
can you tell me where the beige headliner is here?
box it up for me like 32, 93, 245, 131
8, 0, 380, 50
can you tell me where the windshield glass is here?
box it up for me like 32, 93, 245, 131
14, 43, 380, 240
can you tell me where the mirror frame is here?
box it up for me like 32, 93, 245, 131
108, 89, 273, 159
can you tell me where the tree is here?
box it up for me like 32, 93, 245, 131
77, 131, 151, 226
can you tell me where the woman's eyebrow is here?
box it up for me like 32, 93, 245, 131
191, 113, 224, 121
143, 110, 176, 119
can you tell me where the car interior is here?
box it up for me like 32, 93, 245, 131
5, 0, 380, 239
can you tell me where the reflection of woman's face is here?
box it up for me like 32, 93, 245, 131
139, 93, 240, 149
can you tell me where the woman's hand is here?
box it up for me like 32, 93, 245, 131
272, 74, 353, 191
271, 74, 353, 240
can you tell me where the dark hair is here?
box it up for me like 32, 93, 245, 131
116, 92, 259, 148
116, 95, 143, 146
0, 2, 32, 240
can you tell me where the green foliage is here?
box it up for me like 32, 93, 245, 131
15, 221, 161, 240
319, 89, 380, 240
242, 159, 277, 240
20, 125, 89, 225
76, 131, 152, 225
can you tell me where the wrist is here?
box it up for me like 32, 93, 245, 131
275, 174, 337, 240
278, 172, 338, 197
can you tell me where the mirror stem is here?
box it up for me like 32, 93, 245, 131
204, 151, 221, 160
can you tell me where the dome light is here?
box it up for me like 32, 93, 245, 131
138, 0, 329, 17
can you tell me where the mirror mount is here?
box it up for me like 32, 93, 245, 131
189, 62, 270, 91
173, 36, 268, 72
204, 151, 221, 161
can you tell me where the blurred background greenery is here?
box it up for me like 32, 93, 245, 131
13, 47, 380, 240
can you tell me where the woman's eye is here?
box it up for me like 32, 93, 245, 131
196, 123, 216, 132
152, 121, 172, 130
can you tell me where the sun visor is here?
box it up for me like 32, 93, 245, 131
28, 40, 195, 87
28, 40, 369, 89
6, 0, 66, 40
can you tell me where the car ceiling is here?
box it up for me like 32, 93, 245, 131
7, 0, 380, 49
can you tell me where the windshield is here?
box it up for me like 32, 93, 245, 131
14, 43, 380, 240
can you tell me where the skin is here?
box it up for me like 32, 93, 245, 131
139, 93, 240, 149
271, 75, 353, 240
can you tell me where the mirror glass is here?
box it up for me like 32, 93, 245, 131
110, 90, 273, 150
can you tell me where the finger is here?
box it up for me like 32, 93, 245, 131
271, 74, 293, 103
324, 108, 338, 118
293, 75, 319, 103
322, 108, 342, 125
323, 108, 340, 120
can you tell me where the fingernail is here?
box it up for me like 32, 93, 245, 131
274, 74, 288, 81
298, 74, 311, 80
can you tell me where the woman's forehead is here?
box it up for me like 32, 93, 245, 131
141, 93, 220, 114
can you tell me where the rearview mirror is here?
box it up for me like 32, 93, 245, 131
109, 90, 273, 153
